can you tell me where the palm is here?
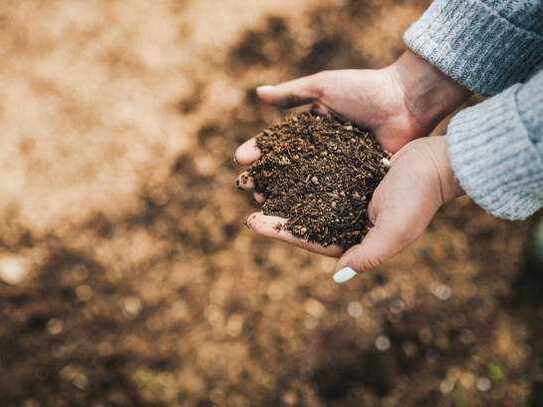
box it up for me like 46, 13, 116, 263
334, 137, 463, 274
258, 69, 429, 153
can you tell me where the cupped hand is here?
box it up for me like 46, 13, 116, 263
249, 50, 471, 153
235, 50, 470, 281
255, 68, 419, 153
333, 136, 463, 279
236, 136, 463, 281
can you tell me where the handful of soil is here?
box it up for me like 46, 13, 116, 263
249, 112, 389, 250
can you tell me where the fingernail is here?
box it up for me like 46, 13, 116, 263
232, 152, 239, 165
239, 173, 250, 187
333, 267, 358, 284
256, 85, 274, 94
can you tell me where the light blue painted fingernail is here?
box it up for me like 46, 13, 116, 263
333, 267, 358, 284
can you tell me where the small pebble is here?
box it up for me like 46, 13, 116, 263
459, 372, 475, 388
476, 377, 492, 392
347, 301, 363, 318
124, 297, 142, 316
419, 327, 433, 343
47, 318, 64, 335
389, 298, 404, 314
432, 284, 452, 301
375, 335, 391, 352
226, 314, 244, 337
76, 285, 93, 302
304, 299, 325, 318
440, 379, 455, 394
0, 256, 29, 285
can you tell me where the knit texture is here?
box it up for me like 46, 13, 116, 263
518, 71, 543, 156
404, 0, 543, 96
447, 72, 543, 220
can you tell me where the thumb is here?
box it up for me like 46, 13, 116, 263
332, 215, 413, 284
257, 73, 324, 108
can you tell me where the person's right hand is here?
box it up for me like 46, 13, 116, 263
254, 50, 471, 153
237, 136, 464, 282
332, 136, 464, 279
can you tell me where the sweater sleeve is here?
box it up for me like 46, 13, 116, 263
446, 70, 543, 220
404, 0, 543, 96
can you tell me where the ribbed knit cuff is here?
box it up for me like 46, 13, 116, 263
447, 86, 543, 220
404, 0, 543, 96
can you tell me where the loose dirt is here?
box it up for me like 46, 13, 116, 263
250, 112, 389, 249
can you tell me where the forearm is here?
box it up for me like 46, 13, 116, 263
404, 0, 543, 96
447, 71, 543, 220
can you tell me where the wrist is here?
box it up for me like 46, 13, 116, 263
430, 136, 464, 203
389, 50, 472, 131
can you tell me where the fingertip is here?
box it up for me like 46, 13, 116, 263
246, 213, 342, 257
256, 85, 275, 100
235, 138, 261, 165
310, 103, 331, 117
253, 192, 265, 203
257, 76, 320, 108
334, 244, 363, 274
246, 212, 283, 235
333, 267, 358, 283
236, 171, 255, 191
334, 234, 387, 276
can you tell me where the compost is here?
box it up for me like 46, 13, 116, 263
250, 112, 389, 249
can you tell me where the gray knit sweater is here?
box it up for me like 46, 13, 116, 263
404, 0, 543, 220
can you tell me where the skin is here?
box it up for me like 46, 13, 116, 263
235, 50, 472, 275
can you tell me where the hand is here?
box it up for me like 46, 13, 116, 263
236, 50, 470, 281
333, 136, 464, 280
248, 50, 471, 153
236, 136, 464, 281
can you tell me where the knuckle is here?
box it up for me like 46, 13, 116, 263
364, 257, 383, 271
245, 213, 258, 229
312, 71, 333, 96
350, 256, 382, 273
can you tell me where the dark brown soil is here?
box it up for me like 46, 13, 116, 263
250, 112, 389, 250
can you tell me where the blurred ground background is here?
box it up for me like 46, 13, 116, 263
0, 0, 542, 406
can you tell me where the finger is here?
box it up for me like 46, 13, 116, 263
235, 138, 261, 165
257, 73, 323, 108
235, 173, 265, 202
235, 171, 255, 191
246, 212, 342, 257
310, 103, 331, 117
311, 102, 352, 125
333, 215, 410, 283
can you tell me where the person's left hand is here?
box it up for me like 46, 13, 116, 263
236, 136, 464, 281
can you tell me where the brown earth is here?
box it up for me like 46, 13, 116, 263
0, 1, 542, 406
250, 112, 388, 249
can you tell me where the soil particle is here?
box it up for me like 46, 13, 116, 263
249, 112, 389, 250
